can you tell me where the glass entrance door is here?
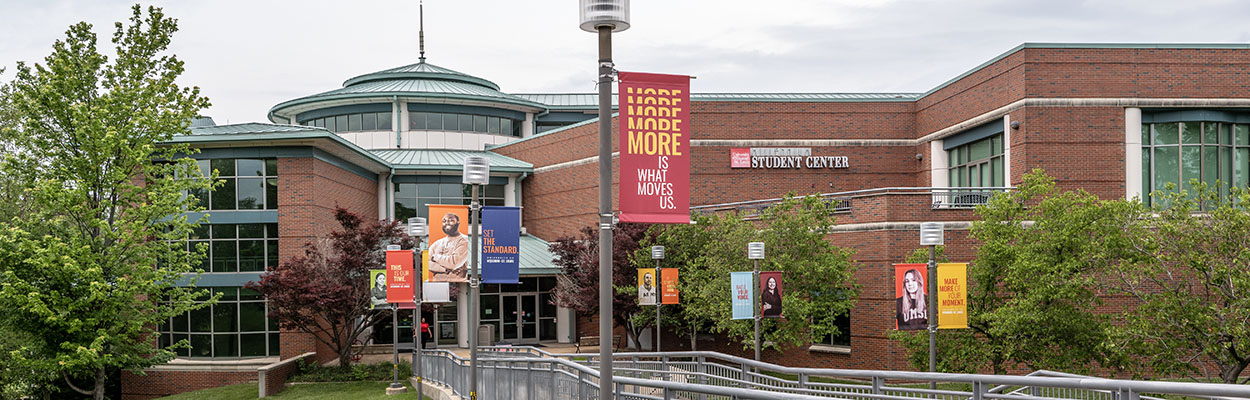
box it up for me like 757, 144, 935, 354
519, 294, 538, 343
499, 294, 539, 343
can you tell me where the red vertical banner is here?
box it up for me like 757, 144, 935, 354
618, 71, 691, 224
759, 271, 783, 318
894, 263, 929, 330
660, 268, 679, 304
386, 250, 414, 304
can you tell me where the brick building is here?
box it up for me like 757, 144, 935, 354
124, 43, 1250, 397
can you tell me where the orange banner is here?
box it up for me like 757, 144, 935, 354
427, 204, 470, 283
386, 250, 414, 303
894, 263, 928, 330
660, 268, 679, 304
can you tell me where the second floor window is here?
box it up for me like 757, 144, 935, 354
191, 159, 278, 210
949, 135, 1004, 188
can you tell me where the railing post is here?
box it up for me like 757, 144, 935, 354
1029, 385, 1040, 397
697, 356, 707, 400
872, 376, 883, 395
1118, 388, 1139, 400
972, 381, 984, 400
577, 370, 585, 400
740, 363, 751, 389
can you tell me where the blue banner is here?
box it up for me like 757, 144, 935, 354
731, 271, 754, 320
480, 206, 521, 284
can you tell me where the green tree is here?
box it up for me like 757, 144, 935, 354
649, 195, 858, 353
1110, 183, 1250, 383
0, 6, 213, 399
892, 170, 1133, 374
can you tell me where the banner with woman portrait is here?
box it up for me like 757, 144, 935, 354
894, 263, 928, 330
758, 271, 783, 318
369, 269, 388, 310
427, 204, 470, 283
637, 269, 658, 305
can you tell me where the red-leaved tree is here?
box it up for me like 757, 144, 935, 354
247, 207, 414, 367
550, 222, 651, 349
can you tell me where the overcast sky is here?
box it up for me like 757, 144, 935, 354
3, 0, 1250, 124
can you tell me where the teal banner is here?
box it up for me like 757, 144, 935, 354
731, 272, 754, 320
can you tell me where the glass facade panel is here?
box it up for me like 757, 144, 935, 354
237, 178, 265, 209
162, 288, 278, 359
379, 112, 392, 130
1144, 121, 1250, 206
363, 113, 377, 130
947, 135, 1004, 188
410, 112, 427, 130
197, 159, 277, 211
459, 115, 473, 132
473, 115, 488, 133
1155, 123, 1179, 145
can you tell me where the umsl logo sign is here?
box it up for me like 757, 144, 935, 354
730, 148, 750, 168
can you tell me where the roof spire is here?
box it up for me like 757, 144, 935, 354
419, 1, 426, 63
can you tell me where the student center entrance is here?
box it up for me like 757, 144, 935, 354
123, 43, 1250, 398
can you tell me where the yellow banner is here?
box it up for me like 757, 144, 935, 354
422, 250, 430, 282
937, 263, 968, 329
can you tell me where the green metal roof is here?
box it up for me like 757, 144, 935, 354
519, 234, 560, 275
186, 123, 324, 136
370, 149, 533, 173
269, 61, 547, 122
343, 62, 500, 90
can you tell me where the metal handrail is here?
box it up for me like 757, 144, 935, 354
468, 346, 1250, 400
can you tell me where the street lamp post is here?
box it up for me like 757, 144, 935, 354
652, 246, 664, 352
463, 156, 490, 400
408, 217, 427, 400
386, 244, 404, 393
579, 1, 629, 398
919, 222, 944, 392
747, 242, 765, 362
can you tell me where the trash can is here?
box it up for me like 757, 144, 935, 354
477, 324, 495, 347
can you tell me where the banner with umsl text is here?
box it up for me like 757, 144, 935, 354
481, 206, 520, 284
617, 71, 691, 224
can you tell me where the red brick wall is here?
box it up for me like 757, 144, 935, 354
491, 46, 1250, 372
276, 157, 378, 360
121, 370, 254, 400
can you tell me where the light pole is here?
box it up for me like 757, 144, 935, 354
463, 155, 490, 400
579, 1, 629, 398
386, 244, 404, 393
651, 245, 664, 352
919, 222, 944, 392
747, 242, 765, 362
407, 217, 427, 400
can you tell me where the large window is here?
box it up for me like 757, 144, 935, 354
1142, 122, 1250, 206
159, 287, 279, 358
409, 112, 522, 137
816, 312, 851, 347
394, 177, 507, 221
949, 135, 1004, 188
303, 112, 393, 133
190, 223, 280, 273
191, 159, 278, 210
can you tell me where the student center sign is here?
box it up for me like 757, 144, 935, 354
124, 43, 1250, 398
731, 147, 851, 169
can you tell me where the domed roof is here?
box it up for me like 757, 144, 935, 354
269, 61, 546, 123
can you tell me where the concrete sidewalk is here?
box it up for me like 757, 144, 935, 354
353, 342, 592, 365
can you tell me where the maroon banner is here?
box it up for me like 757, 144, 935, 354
759, 271, 783, 318
618, 71, 691, 224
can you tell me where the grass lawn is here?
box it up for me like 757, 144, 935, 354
156, 381, 433, 400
